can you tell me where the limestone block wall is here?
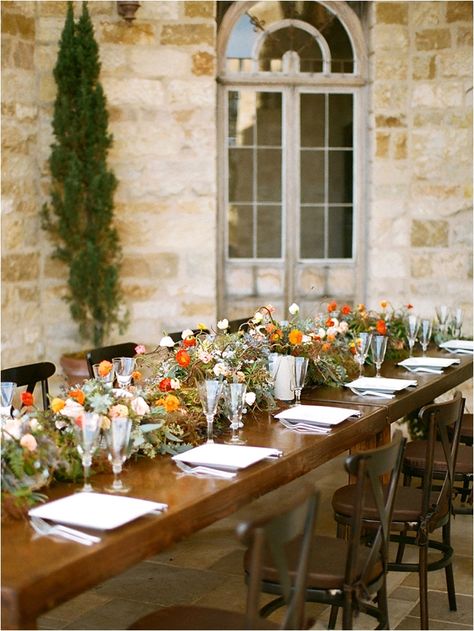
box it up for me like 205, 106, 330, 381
367, 1, 473, 332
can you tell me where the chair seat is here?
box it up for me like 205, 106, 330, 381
404, 441, 472, 475
129, 605, 279, 629
332, 485, 449, 526
244, 535, 383, 591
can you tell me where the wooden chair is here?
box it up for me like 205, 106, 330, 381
248, 433, 405, 630
1, 362, 56, 410
332, 392, 465, 630
129, 485, 319, 630
86, 342, 138, 378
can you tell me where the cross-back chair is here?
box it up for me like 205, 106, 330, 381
86, 342, 138, 378
228, 317, 252, 333
249, 433, 405, 630
1, 362, 56, 410
129, 485, 319, 630
332, 391, 465, 630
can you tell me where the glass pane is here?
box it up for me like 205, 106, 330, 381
327, 19, 354, 73
226, 13, 259, 60
228, 205, 253, 258
300, 206, 324, 258
229, 148, 253, 202
256, 93, 282, 146
228, 91, 256, 147
257, 149, 281, 202
300, 94, 325, 147
329, 95, 353, 147
300, 150, 324, 203
258, 26, 322, 73
257, 205, 281, 258
328, 207, 353, 258
328, 150, 352, 203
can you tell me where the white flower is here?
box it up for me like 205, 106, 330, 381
198, 349, 213, 363
213, 362, 229, 377
289, 303, 300, 315
181, 329, 194, 340
245, 392, 256, 406
170, 378, 181, 390
2, 418, 22, 440
317, 327, 326, 339
253, 311, 264, 323
327, 326, 338, 337
131, 396, 150, 416
338, 321, 349, 334
302, 334, 312, 343
60, 399, 85, 421
330, 317, 339, 327
159, 336, 175, 347
217, 319, 229, 330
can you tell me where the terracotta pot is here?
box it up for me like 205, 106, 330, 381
60, 353, 90, 386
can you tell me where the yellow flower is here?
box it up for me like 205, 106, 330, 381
51, 397, 66, 413
157, 394, 180, 413
379, 300, 389, 310
197, 322, 207, 330
288, 329, 303, 345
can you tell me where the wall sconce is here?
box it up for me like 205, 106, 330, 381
117, 1, 141, 23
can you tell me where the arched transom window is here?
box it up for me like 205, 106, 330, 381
217, 1, 367, 318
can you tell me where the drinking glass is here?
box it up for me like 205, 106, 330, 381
112, 357, 135, 388
419, 319, 433, 355
92, 363, 115, 385
406, 315, 420, 357
291, 357, 309, 406
197, 379, 223, 444
1, 382, 16, 408
224, 382, 247, 445
435, 305, 450, 336
105, 416, 132, 493
451, 308, 463, 339
74, 412, 101, 493
371, 335, 388, 378
353, 333, 372, 377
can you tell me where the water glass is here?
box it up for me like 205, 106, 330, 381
197, 379, 223, 444
419, 319, 433, 355
92, 362, 115, 385
1, 381, 16, 408
112, 357, 135, 388
224, 382, 247, 445
451, 308, 463, 339
406, 315, 420, 357
435, 305, 450, 335
74, 412, 101, 493
291, 357, 309, 406
353, 333, 372, 377
105, 417, 132, 493
371, 335, 388, 378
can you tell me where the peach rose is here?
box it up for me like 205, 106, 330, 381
20, 433, 37, 452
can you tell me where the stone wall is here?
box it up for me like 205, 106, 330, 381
367, 1, 473, 332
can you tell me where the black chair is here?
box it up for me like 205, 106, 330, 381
248, 434, 405, 630
1, 362, 56, 410
228, 317, 251, 333
168, 329, 209, 343
86, 342, 138, 378
332, 392, 465, 630
129, 485, 319, 630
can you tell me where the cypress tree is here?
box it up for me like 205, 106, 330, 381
42, 1, 127, 347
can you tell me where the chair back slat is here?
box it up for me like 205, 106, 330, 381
1, 362, 56, 410
236, 484, 319, 630
86, 342, 138, 377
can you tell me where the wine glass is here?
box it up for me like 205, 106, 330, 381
224, 382, 247, 445
291, 357, 309, 406
353, 333, 372, 377
371, 335, 388, 378
105, 416, 132, 493
451, 308, 463, 339
419, 319, 433, 355
92, 362, 115, 385
112, 357, 135, 388
406, 315, 420, 357
74, 412, 101, 493
435, 305, 450, 336
197, 379, 223, 444
1, 381, 16, 408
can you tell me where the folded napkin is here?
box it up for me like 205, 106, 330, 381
0, 405, 12, 418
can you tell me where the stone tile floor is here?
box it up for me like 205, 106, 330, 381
38, 455, 473, 630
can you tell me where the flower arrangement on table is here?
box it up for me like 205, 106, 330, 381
136, 322, 275, 436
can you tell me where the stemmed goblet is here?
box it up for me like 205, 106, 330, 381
105, 416, 132, 493
112, 357, 135, 389
353, 333, 372, 377
1, 381, 16, 414
451, 308, 463, 339
419, 319, 433, 355
197, 379, 223, 444
406, 315, 420, 357
74, 412, 101, 493
435, 305, 450, 337
291, 357, 309, 406
371, 335, 388, 378
224, 382, 247, 445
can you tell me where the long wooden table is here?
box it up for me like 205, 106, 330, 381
2, 352, 472, 629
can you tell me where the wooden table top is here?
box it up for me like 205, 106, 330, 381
2, 350, 472, 629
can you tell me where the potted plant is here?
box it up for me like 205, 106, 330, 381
42, 2, 128, 382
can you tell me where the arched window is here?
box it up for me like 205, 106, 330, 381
217, 1, 367, 317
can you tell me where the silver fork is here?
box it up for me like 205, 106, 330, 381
279, 419, 330, 434
174, 461, 236, 479
349, 388, 394, 399
30, 516, 101, 545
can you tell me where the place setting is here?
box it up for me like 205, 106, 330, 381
274, 405, 361, 435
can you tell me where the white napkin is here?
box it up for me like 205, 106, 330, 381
0, 405, 12, 417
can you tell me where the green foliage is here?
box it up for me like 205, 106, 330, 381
42, 2, 127, 347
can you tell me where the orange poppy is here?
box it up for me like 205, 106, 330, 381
376, 319, 387, 335
327, 301, 337, 313
288, 329, 303, 345
176, 349, 191, 367
21, 392, 34, 407
69, 389, 85, 405
341, 304, 352, 315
